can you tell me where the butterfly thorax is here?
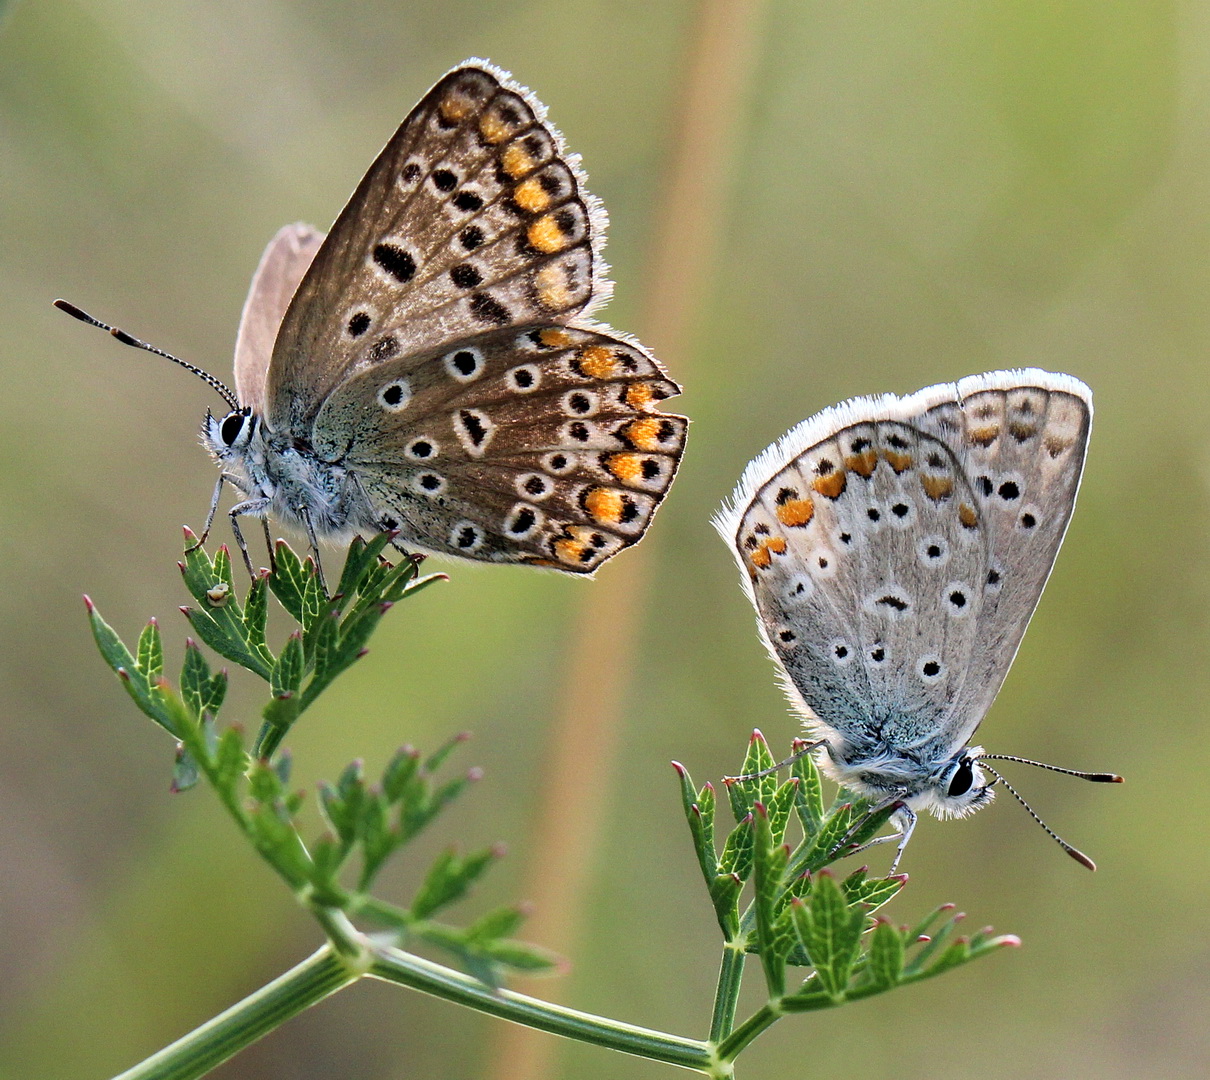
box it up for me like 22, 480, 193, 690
820, 739, 995, 821
203, 410, 374, 542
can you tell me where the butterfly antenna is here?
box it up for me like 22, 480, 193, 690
978, 761, 1098, 871
982, 754, 1124, 784
54, 299, 240, 411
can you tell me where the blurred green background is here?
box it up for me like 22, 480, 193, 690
1, 1, 1206, 1077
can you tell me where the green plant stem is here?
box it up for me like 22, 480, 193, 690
368, 944, 712, 1072
714, 1001, 782, 1064
708, 941, 747, 1042
111, 946, 357, 1080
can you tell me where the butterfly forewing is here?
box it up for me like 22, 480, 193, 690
314, 324, 685, 572
233, 224, 326, 415
266, 62, 606, 432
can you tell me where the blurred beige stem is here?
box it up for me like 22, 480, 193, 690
487, 2, 768, 1077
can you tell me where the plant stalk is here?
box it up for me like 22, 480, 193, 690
110, 946, 356, 1080
369, 944, 712, 1071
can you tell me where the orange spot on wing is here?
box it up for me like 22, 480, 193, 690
502, 143, 537, 178
776, 498, 815, 527
747, 535, 787, 571
845, 450, 877, 477
921, 475, 954, 501
969, 425, 999, 447
584, 487, 624, 524
440, 95, 472, 123
479, 113, 511, 144
883, 450, 912, 474
624, 383, 657, 411
513, 177, 551, 213
812, 471, 847, 499
540, 328, 574, 348
958, 503, 979, 529
528, 214, 569, 253
577, 345, 618, 378
620, 417, 666, 452
1009, 422, 1038, 441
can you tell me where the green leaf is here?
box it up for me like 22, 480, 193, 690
411, 847, 499, 920
765, 778, 800, 847
717, 815, 754, 883
725, 730, 779, 821
136, 620, 164, 684
675, 763, 720, 890
171, 744, 200, 793
382, 746, 421, 803
212, 727, 248, 799
862, 919, 905, 991
268, 542, 306, 621
242, 572, 270, 653
751, 805, 790, 997
789, 871, 864, 1001
271, 632, 305, 700
791, 743, 825, 836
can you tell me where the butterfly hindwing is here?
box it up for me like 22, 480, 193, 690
725, 410, 990, 759
313, 324, 686, 573
266, 61, 607, 432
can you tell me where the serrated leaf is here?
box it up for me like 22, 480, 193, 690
708, 873, 743, 939
726, 732, 779, 821
678, 767, 719, 889
411, 847, 497, 920
87, 603, 180, 736
843, 875, 905, 915
792, 745, 825, 836
790, 872, 863, 1000
268, 542, 309, 622
271, 633, 305, 699
242, 573, 269, 652
751, 806, 790, 996
718, 816, 754, 882
180, 642, 212, 720
136, 621, 164, 683
863, 920, 905, 991
765, 778, 799, 847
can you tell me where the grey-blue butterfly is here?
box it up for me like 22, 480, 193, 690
717, 370, 1120, 869
59, 60, 686, 585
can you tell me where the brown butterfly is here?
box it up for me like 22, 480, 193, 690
62, 60, 686, 582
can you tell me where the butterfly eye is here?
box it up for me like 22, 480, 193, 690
947, 759, 975, 798
219, 412, 246, 446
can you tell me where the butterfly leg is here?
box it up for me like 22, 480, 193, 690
723, 739, 827, 783
261, 517, 276, 573
886, 807, 917, 873
228, 497, 271, 579
297, 505, 328, 596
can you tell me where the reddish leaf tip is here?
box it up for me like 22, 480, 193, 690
939, 903, 956, 912
454, 731, 472, 743
671, 760, 687, 777
182, 526, 197, 541
82, 594, 95, 611
490, 842, 508, 858
467, 766, 485, 781
998, 935, 1023, 948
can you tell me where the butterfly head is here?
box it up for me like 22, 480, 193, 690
922, 746, 996, 820
203, 407, 258, 463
